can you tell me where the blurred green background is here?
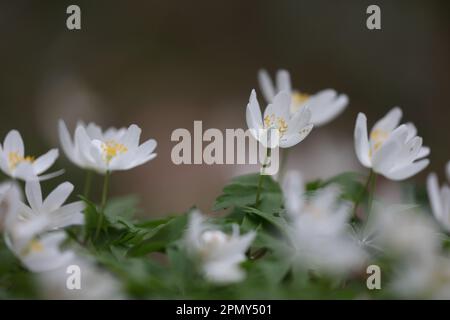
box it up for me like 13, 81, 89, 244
0, 0, 449, 216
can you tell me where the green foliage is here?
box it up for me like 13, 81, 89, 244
0, 171, 416, 299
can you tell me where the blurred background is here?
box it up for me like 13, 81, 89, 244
0, 0, 449, 216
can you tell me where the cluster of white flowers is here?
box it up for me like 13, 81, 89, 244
0, 67, 448, 298
0, 122, 157, 298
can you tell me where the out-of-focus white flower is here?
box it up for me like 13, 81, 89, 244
373, 204, 439, 261
0, 130, 59, 181
9, 231, 75, 273
354, 107, 430, 180
59, 120, 157, 174
258, 69, 348, 126
0, 181, 22, 232
6, 180, 84, 247
246, 90, 313, 148
373, 204, 449, 298
427, 161, 450, 232
391, 255, 450, 299
282, 171, 366, 275
184, 210, 255, 284
38, 257, 124, 299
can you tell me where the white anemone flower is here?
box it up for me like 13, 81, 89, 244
354, 107, 430, 180
184, 210, 255, 284
59, 120, 157, 173
38, 257, 124, 299
11, 231, 75, 273
283, 171, 366, 275
6, 180, 84, 247
0, 130, 59, 181
427, 161, 450, 231
246, 89, 313, 148
258, 69, 349, 126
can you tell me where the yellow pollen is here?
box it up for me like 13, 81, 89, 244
369, 129, 390, 158
264, 114, 289, 136
291, 91, 310, 113
21, 239, 44, 256
101, 140, 128, 163
8, 152, 35, 170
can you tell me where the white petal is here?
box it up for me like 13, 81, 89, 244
245, 89, 263, 130
32, 149, 59, 175
3, 130, 24, 156
310, 92, 348, 126
371, 107, 403, 134
427, 173, 443, 221
417, 146, 430, 159
25, 180, 43, 213
282, 170, 305, 217
121, 124, 141, 149
276, 69, 292, 93
280, 124, 313, 148
353, 113, 371, 167
385, 159, 429, 181
264, 91, 291, 121
85, 123, 103, 140
49, 201, 85, 229
43, 182, 73, 212
257, 69, 275, 103
58, 120, 77, 163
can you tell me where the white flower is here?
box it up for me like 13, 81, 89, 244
373, 205, 439, 261
184, 210, 255, 284
59, 120, 157, 173
283, 171, 366, 275
0, 181, 22, 232
427, 161, 450, 231
38, 258, 124, 299
0, 130, 59, 181
9, 231, 75, 273
258, 69, 348, 126
354, 107, 430, 180
246, 89, 313, 148
5, 180, 84, 248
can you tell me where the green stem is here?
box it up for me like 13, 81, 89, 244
367, 172, 378, 218
95, 170, 110, 240
255, 148, 271, 206
83, 170, 93, 198
352, 169, 374, 219
278, 148, 289, 182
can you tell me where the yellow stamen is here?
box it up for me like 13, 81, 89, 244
21, 239, 44, 256
369, 129, 390, 158
8, 152, 35, 170
291, 91, 310, 113
101, 140, 128, 163
264, 114, 289, 137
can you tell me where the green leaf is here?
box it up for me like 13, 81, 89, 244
127, 214, 188, 257
213, 173, 283, 213
104, 195, 139, 224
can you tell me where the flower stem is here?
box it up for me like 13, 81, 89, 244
278, 148, 289, 182
352, 169, 374, 219
367, 172, 378, 217
255, 148, 271, 206
83, 170, 93, 199
95, 170, 110, 240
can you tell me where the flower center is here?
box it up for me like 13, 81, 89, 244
8, 152, 35, 170
20, 239, 44, 256
264, 114, 289, 136
290, 91, 310, 113
369, 129, 389, 157
101, 140, 128, 163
